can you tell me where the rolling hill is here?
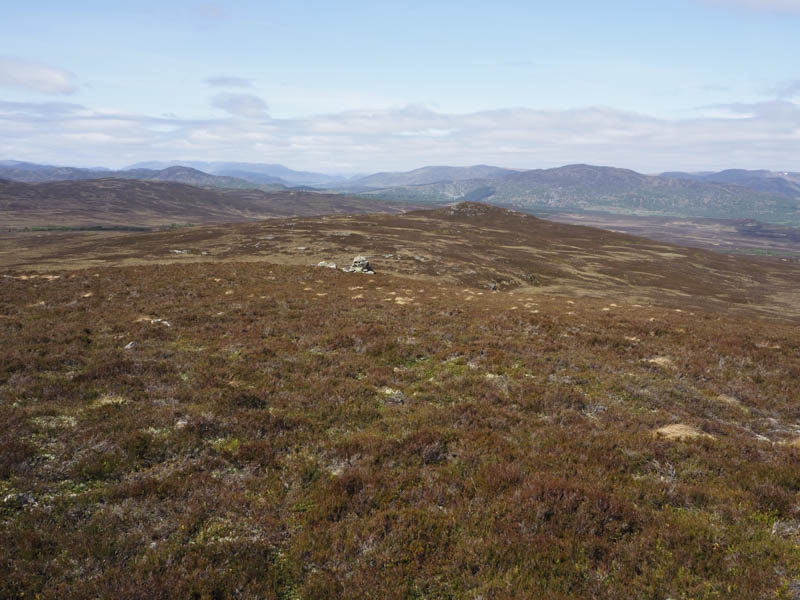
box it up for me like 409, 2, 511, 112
112, 166, 286, 191
4, 201, 798, 320
662, 168, 800, 199
0, 178, 416, 229
125, 160, 346, 186
340, 164, 518, 188
345, 164, 800, 225
0, 162, 286, 192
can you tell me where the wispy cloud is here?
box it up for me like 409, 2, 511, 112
770, 79, 800, 99
699, 0, 800, 13
193, 2, 229, 21
0, 56, 77, 95
210, 93, 269, 119
1, 99, 798, 172
205, 76, 254, 88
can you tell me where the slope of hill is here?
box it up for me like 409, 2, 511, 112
539, 211, 800, 259
355, 164, 800, 225
342, 164, 517, 188
114, 166, 286, 191
0, 162, 286, 192
662, 168, 800, 199
4, 202, 798, 320
126, 161, 345, 186
0, 161, 100, 182
2, 203, 800, 598
0, 178, 415, 229
211, 169, 288, 185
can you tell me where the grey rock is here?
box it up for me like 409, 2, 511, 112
316, 261, 338, 269
342, 255, 374, 274
772, 519, 800, 538
3, 492, 36, 509
380, 387, 407, 405
124, 341, 136, 350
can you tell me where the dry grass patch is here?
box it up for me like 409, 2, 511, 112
654, 424, 715, 441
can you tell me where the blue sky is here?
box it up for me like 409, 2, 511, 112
1, 0, 799, 172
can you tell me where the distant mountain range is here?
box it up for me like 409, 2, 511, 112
661, 169, 800, 199
0, 161, 292, 192
336, 165, 518, 189
3, 160, 799, 226
334, 164, 800, 225
125, 161, 346, 186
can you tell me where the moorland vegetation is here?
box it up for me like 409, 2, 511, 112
2, 203, 800, 598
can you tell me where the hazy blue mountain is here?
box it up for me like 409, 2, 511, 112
341, 165, 517, 189
0, 161, 100, 182
356, 164, 800, 225
125, 161, 344, 186
211, 169, 288, 185
0, 162, 285, 192
662, 169, 800, 199
114, 166, 286, 191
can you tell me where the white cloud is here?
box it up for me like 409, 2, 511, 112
771, 79, 800, 98
204, 76, 254, 88
210, 93, 269, 119
1, 99, 799, 172
700, 0, 800, 13
0, 56, 77, 95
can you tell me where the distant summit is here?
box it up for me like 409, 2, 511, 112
0, 161, 286, 192
341, 164, 800, 226
344, 165, 517, 188
125, 161, 345, 186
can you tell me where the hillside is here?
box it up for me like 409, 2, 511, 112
3, 202, 798, 320
351, 164, 800, 225
343, 164, 517, 188
662, 168, 800, 199
210, 169, 288, 185
0, 162, 285, 192
539, 211, 800, 260
0, 178, 414, 229
2, 203, 800, 598
113, 166, 286, 191
126, 161, 345, 186
0, 161, 102, 182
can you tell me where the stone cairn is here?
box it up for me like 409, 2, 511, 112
342, 256, 374, 274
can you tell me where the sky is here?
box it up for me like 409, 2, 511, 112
1, 0, 799, 173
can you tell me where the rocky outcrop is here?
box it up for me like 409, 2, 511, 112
342, 256, 374, 274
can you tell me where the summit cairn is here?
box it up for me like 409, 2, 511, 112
342, 256, 374, 274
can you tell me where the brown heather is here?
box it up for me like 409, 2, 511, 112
1, 203, 800, 599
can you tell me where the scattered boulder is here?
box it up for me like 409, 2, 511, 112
3, 492, 36, 509
772, 519, 800, 539
380, 387, 407, 405
343, 256, 374, 274
316, 261, 337, 269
